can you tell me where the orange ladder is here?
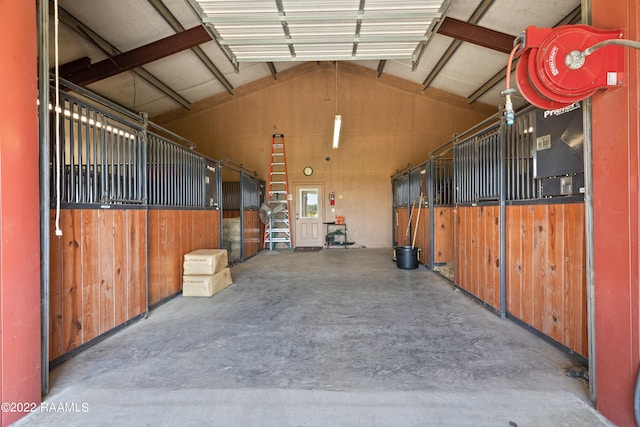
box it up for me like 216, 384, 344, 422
263, 134, 291, 249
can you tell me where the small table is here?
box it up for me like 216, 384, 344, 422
324, 222, 354, 248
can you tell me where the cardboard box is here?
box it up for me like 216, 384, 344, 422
183, 249, 228, 275
183, 267, 233, 297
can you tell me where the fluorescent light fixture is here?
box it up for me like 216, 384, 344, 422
333, 114, 341, 149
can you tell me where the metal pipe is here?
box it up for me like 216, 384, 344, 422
499, 115, 507, 318
142, 113, 150, 316
391, 163, 413, 180
38, 0, 51, 396
428, 160, 435, 269
91, 110, 98, 203
240, 171, 246, 261
69, 102, 76, 203
57, 77, 142, 123
450, 113, 501, 147
583, 96, 597, 402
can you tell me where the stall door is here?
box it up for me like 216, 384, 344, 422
294, 184, 323, 248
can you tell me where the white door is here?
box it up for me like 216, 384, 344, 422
294, 184, 324, 248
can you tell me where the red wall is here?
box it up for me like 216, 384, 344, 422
0, 1, 42, 426
592, 0, 640, 425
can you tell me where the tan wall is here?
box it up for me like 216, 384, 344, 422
155, 62, 493, 248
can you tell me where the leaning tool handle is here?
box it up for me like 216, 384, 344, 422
405, 199, 416, 245
412, 193, 424, 250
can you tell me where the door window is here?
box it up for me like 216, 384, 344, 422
300, 189, 318, 218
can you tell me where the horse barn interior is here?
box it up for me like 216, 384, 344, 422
2, 0, 640, 426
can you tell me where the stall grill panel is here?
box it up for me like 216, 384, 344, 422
51, 93, 146, 205
506, 110, 536, 201
147, 133, 206, 207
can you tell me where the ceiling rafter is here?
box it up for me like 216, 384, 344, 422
267, 62, 278, 80
60, 26, 211, 86
56, 4, 192, 110
146, 0, 234, 95
376, 60, 387, 78
422, 0, 495, 91
466, 5, 582, 104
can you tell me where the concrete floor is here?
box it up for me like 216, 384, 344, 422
18, 248, 611, 426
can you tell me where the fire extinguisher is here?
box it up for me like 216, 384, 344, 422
329, 192, 335, 206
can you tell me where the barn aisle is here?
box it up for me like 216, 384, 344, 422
18, 249, 609, 426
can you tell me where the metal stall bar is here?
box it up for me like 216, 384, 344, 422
147, 132, 207, 208
38, 0, 50, 393
505, 106, 538, 202
52, 89, 146, 206
428, 159, 435, 269
239, 170, 246, 261
499, 114, 507, 319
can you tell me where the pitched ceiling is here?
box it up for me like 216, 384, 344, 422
52, 0, 581, 118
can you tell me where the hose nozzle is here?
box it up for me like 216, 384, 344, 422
501, 88, 516, 126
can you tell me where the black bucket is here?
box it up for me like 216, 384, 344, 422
396, 246, 419, 269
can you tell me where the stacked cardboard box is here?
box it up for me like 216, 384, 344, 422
182, 249, 233, 297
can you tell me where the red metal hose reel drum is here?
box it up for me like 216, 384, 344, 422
514, 25, 625, 110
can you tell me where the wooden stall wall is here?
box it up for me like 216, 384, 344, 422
506, 203, 587, 357
455, 205, 501, 310
411, 207, 430, 264
148, 209, 221, 306
49, 208, 147, 361
394, 207, 409, 247
434, 207, 454, 264
243, 210, 262, 258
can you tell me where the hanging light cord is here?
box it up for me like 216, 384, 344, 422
54, 0, 62, 237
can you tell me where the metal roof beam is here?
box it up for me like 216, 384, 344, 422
376, 60, 387, 78
147, 0, 234, 95
436, 17, 514, 54
422, 0, 495, 90
56, 4, 192, 110
267, 62, 278, 80
61, 26, 211, 86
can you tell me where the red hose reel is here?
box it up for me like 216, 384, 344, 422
514, 25, 625, 110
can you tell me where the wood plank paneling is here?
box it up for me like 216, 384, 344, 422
82, 209, 100, 344
62, 209, 82, 354
244, 210, 262, 259
455, 205, 501, 311
50, 208, 147, 361
412, 207, 429, 264
166, 211, 181, 297
505, 203, 587, 357
49, 212, 63, 360
424, 208, 431, 265
147, 208, 162, 307
148, 209, 222, 306
434, 207, 453, 264
113, 210, 127, 326
98, 211, 115, 335
128, 210, 146, 320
